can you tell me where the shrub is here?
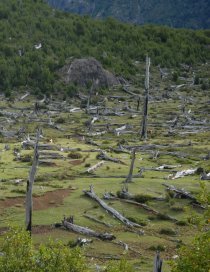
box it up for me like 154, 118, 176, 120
148, 244, 165, 251
171, 232, 210, 272
68, 152, 82, 159
159, 227, 177, 236
134, 194, 153, 203
176, 220, 188, 226
20, 154, 32, 162
55, 117, 65, 124
0, 227, 89, 272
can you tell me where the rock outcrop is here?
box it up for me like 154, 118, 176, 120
60, 58, 119, 88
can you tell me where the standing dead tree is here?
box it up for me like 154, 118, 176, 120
154, 252, 163, 272
25, 129, 40, 234
125, 148, 136, 183
141, 55, 150, 140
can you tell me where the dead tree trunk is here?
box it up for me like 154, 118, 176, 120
141, 55, 150, 140
62, 218, 115, 240
125, 148, 136, 183
137, 96, 141, 111
25, 129, 40, 234
154, 252, 163, 272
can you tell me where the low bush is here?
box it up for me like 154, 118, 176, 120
159, 227, 177, 236
68, 152, 82, 159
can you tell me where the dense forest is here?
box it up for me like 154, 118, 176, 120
0, 0, 210, 95
47, 0, 210, 29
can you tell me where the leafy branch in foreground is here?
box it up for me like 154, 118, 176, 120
171, 182, 210, 272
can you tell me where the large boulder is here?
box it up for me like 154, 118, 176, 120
60, 58, 119, 88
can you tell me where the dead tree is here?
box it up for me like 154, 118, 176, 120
125, 148, 136, 183
83, 185, 144, 233
154, 252, 163, 272
141, 55, 150, 140
137, 96, 141, 111
25, 129, 40, 234
62, 218, 115, 241
86, 79, 98, 114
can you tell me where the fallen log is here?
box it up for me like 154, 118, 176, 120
83, 214, 112, 227
200, 171, 210, 180
97, 150, 125, 165
162, 183, 205, 209
83, 185, 144, 232
117, 198, 178, 222
86, 131, 107, 136
168, 168, 197, 179
62, 219, 115, 241
85, 161, 105, 173
85, 139, 101, 147
111, 240, 141, 255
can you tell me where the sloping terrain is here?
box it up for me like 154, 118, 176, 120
0, 61, 209, 271
1, 0, 210, 95
47, 0, 210, 29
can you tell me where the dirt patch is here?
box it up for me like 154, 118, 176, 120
0, 189, 71, 211
32, 224, 55, 234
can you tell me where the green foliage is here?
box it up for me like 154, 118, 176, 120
159, 227, 177, 236
171, 183, 210, 272
47, 0, 210, 29
133, 194, 153, 203
0, 227, 89, 272
0, 227, 34, 272
105, 259, 134, 272
0, 228, 137, 272
0, 0, 210, 94
171, 232, 210, 272
67, 152, 82, 159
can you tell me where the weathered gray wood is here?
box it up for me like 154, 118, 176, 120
62, 219, 115, 240
154, 252, 163, 272
162, 183, 205, 209
85, 161, 105, 173
25, 129, 40, 234
118, 198, 178, 222
201, 171, 210, 180
125, 148, 136, 183
141, 55, 150, 139
83, 185, 144, 233
97, 150, 125, 164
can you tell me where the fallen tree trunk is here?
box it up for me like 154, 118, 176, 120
117, 198, 177, 222
162, 183, 205, 209
97, 150, 125, 165
200, 171, 210, 180
83, 214, 112, 227
85, 161, 105, 173
83, 186, 144, 233
62, 219, 115, 241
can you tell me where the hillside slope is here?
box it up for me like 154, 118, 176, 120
0, 0, 210, 95
47, 0, 210, 29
